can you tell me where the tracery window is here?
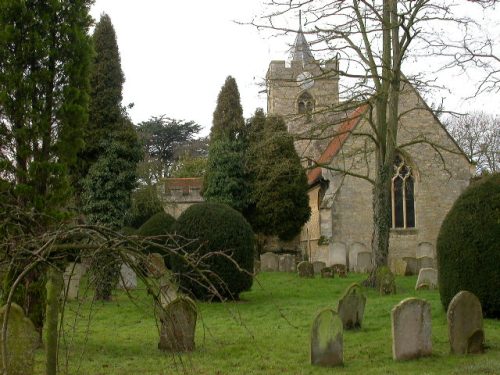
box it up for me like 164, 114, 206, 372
391, 155, 415, 229
297, 91, 314, 119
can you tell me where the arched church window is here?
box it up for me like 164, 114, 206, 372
391, 155, 415, 229
297, 91, 314, 120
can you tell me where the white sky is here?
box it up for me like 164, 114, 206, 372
90, 1, 500, 135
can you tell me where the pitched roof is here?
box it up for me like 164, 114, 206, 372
307, 105, 367, 185
164, 177, 203, 194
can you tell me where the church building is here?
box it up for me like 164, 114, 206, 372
266, 23, 473, 274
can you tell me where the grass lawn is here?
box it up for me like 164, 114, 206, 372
35, 272, 500, 374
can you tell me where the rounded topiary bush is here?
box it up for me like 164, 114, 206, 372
137, 212, 176, 262
171, 202, 254, 300
437, 173, 500, 318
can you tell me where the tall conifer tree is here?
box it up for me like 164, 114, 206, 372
203, 76, 250, 212
81, 14, 141, 301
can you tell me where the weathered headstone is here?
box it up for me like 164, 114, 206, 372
356, 252, 372, 273
376, 266, 396, 295
312, 261, 326, 275
118, 263, 137, 290
147, 253, 167, 278
329, 242, 347, 266
337, 283, 366, 330
348, 242, 368, 272
447, 291, 484, 354
403, 257, 418, 275
310, 308, 343, 367
332, 264, 347, 278
63, 262, 86, 300
415, 268, 438, 290
279, 254, 295, 272
391, 298, 432, 360
416, 242, 434, 258
0, 303, 38, 375
158, 296, 197, 352
254, 260, 261, 274
260, 252, 279, 272
321, 266, 335, 278
159, 270, 179, 306
297, 261, 314, 278
417, 256, 435, 271
391, 259, 408, 276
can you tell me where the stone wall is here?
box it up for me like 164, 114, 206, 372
157, 178, 204, 219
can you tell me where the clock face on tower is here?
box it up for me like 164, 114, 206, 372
296, 72, 314, 90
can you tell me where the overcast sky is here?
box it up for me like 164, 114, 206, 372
90, 1, 500, 135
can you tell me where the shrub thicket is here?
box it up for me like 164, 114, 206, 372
137, 212, 176, 263
437, 173, 500, 318
172, 202, 254, 300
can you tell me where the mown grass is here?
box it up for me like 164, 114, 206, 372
35, 272, 500, 374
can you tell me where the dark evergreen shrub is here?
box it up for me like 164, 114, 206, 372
437, 173, 500, 318
171, 202, 254, 300
137, 212, 176, 264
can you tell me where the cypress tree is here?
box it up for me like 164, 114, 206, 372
81, 14, 141, 301
246, 112, 310, 241
203, 76, 250, 211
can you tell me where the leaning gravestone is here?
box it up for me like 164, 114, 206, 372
158, 296, 197, 352
391, 298, 432, 360
260, 252, 279, 272
147, 253, 167, 278
337, 283, 366, 330
63, 262, 86, 300
0, 303, 38, 375
447, 291, 484, 354
356, 252, 372, 273
297, 261, 315, 278
403, 257, 418, 275
310, 308, 343, 367
312, 261, 326, 275
415, 268, 438, 290
279, 254, 295, 272
118, 263, 137, 290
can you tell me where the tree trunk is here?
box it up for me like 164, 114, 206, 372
45, 268, 63, 375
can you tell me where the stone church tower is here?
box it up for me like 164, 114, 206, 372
266, 19, 339, 160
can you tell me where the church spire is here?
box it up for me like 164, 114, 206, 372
289, 10, 314, 63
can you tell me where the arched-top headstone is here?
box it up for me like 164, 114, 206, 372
310, 308, 343, 367
260, 252, 279, 272
415, 268, 438, 290
0, 303, 38, 375
391, 298, 432, 360
447, 291, 484, 354
297, 261, 314, 278
337, 283, 366, 330
417, 256, 435, 271
158, 296, 197, 352
348, 242, 367, 272
329, 242, 347, 266
356, 252, 373, 273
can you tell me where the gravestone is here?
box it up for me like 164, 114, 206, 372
312, 261, 326, 275
0, 303, 38, 375
376, 266, 396, 295
417, 256, 435, 271
159, 270, 179, 306
260, 252, 279, 272
415, 268, 438, 290
310, 308, 343, 367
279, 254, 295, 272
391, 298, 432, 360
391, 259, 408, 276
447, 291, 484, 354
118, 263, 137, 290
348, 242, 368, 272
329, 242, 347, 266
416, 242, 434, 258
297, 261, 314, 278
403, 257, 418, 275
63, 262, 86, 300
321, 266, 335, 278
337, 283, 366, 330
147, 253, 167, 278
356, 252, 372, 273
158, 296, 197, 352
332, 264, 347, 278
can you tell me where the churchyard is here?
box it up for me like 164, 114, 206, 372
32, 272, 500, 375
